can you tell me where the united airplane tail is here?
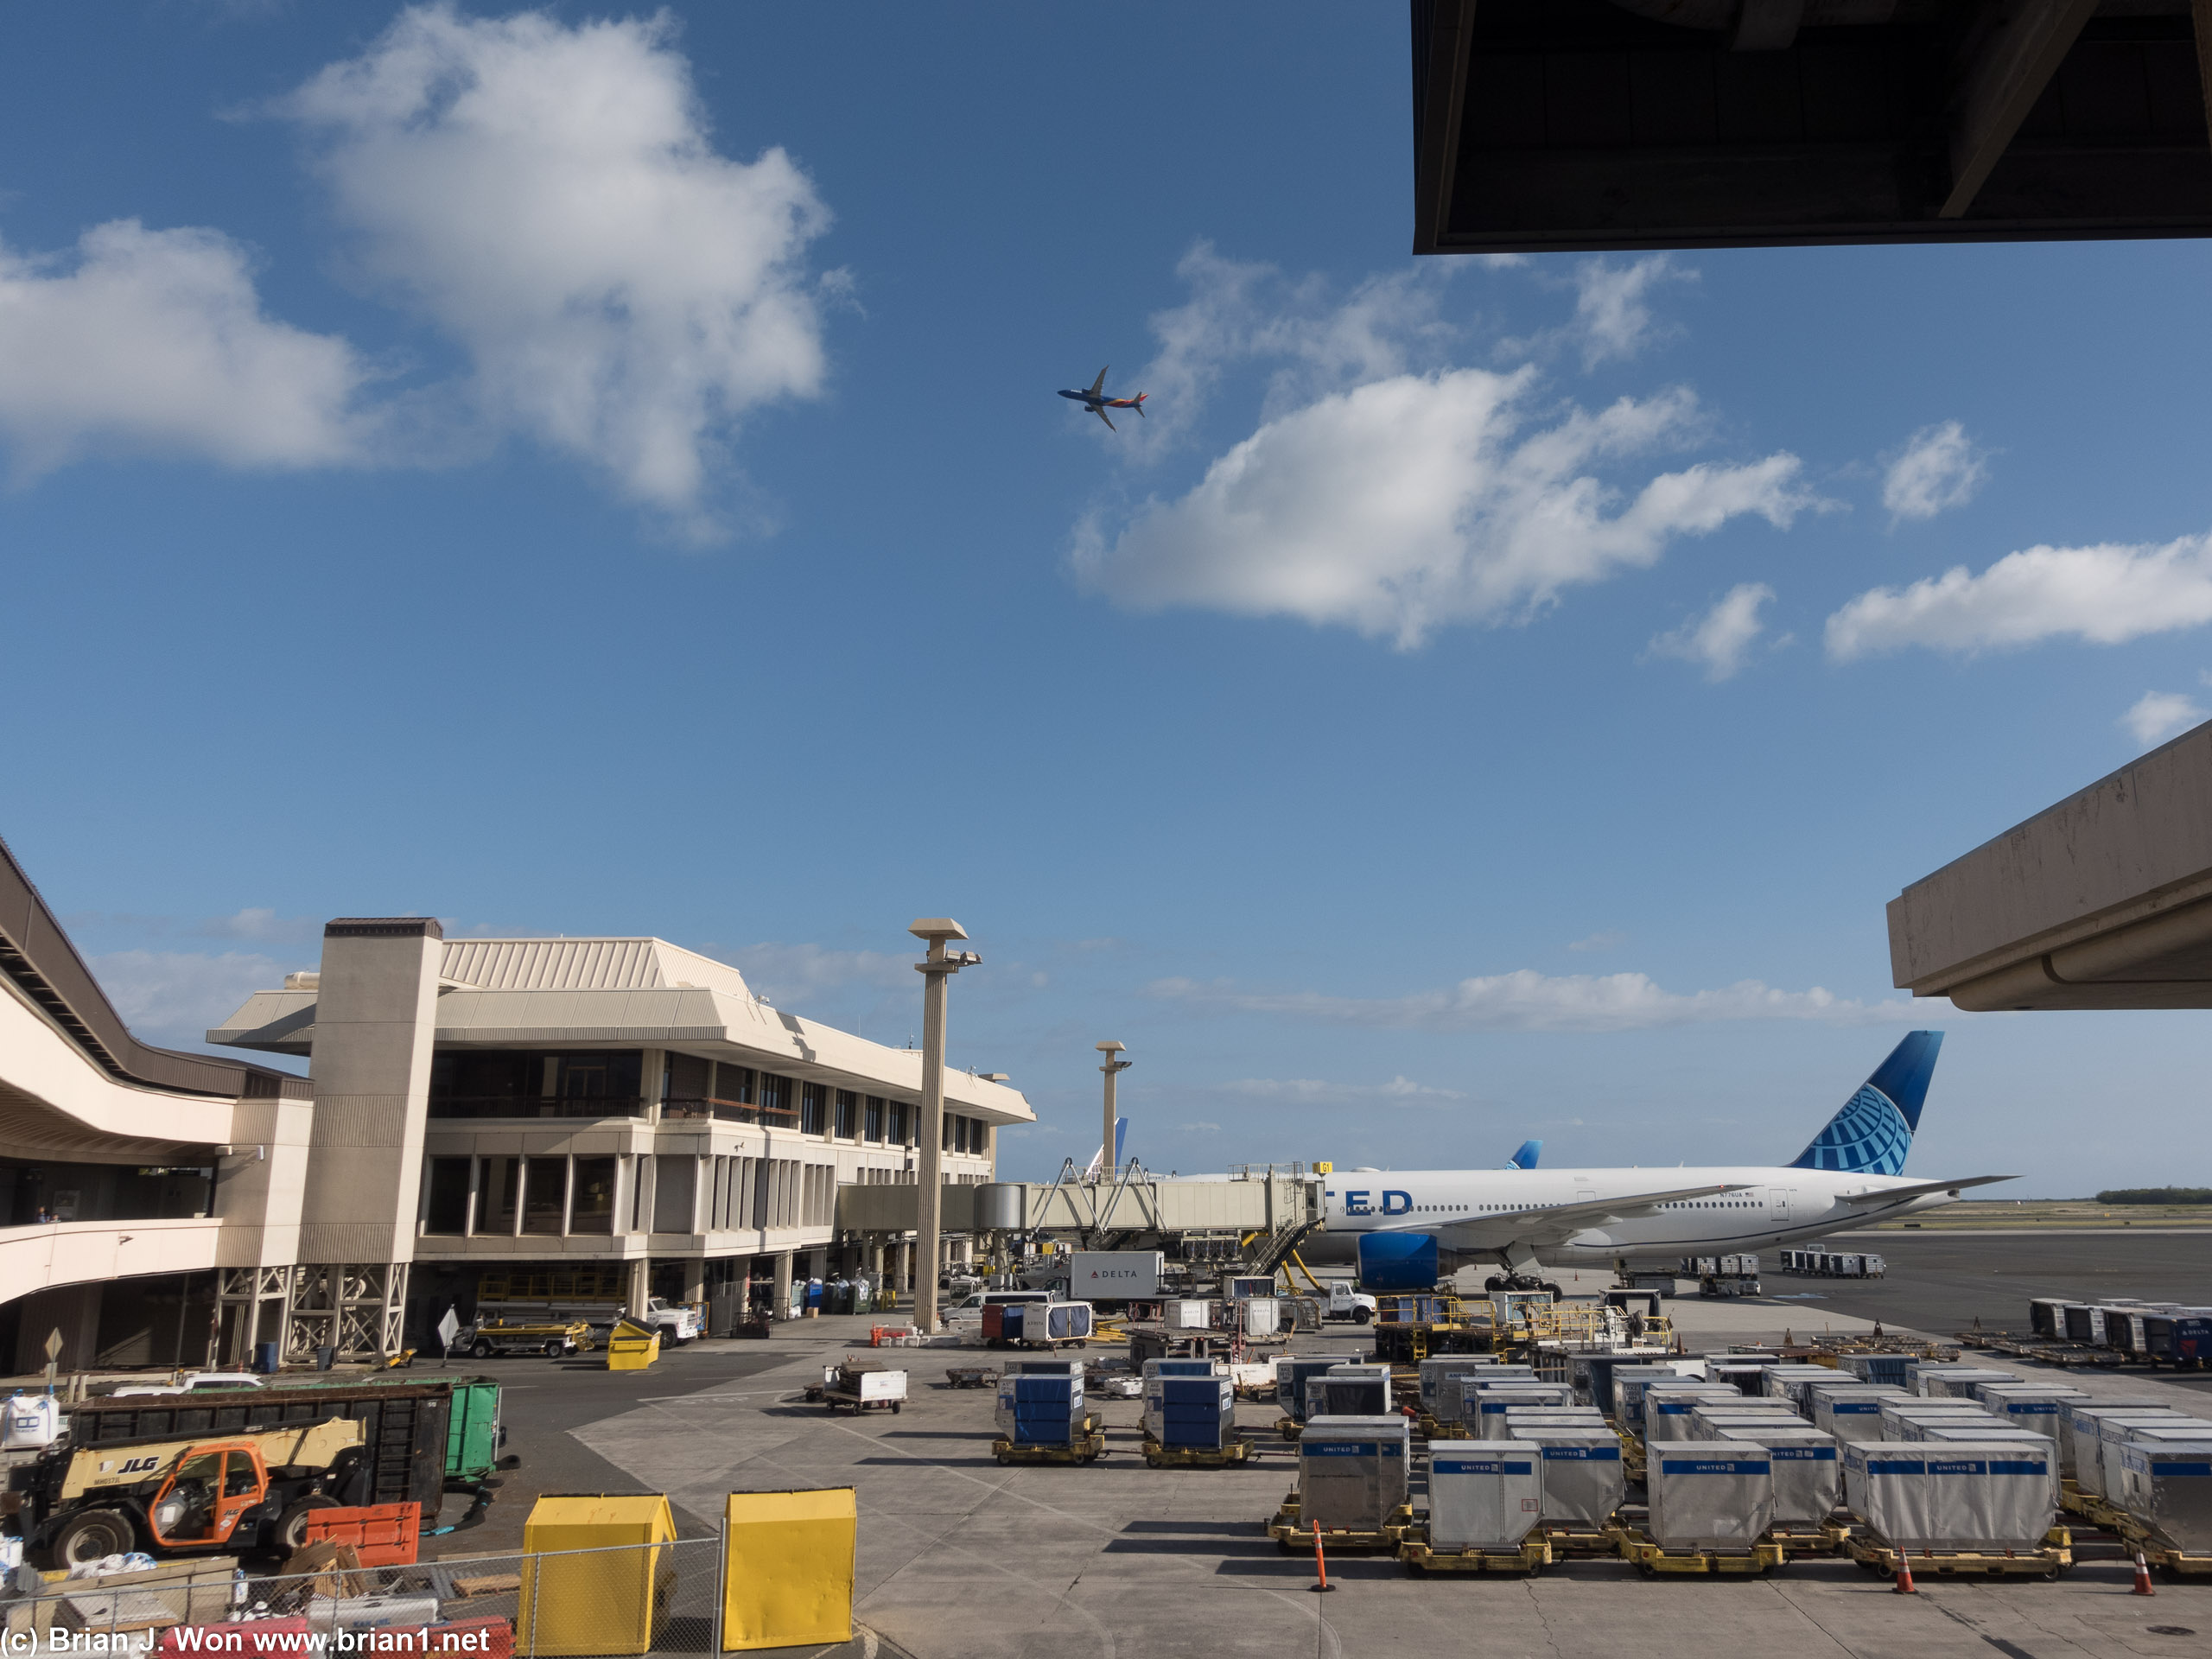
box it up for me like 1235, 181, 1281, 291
1507, 1140, 1541, 1170
1789, 1029, 1943, 1175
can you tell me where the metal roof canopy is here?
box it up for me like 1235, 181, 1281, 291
1889, 720, 2212, 1009
1412, 0, 2212, 253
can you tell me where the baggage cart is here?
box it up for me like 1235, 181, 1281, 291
992, 1428, 1105, 1465
1397, 1529, 1551, 1575
1611, 1526, 1784, 1576
822, 1362, 906, 1414
1266, 1501, 1414, 1553
1141, 1433, 1255, 1468
1843, 1532, 2069, 1579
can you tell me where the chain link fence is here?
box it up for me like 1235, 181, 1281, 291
1, 1536, 726, 1656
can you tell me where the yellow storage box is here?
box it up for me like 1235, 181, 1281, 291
518, 1493, 676, 1656
605, 1319, 660, 1370
721, 1488, 856, 1651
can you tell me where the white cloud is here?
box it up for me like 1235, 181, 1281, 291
2121, 690, 2206, 749
1567, 931, 1626, 954
1826, 531, 2212, 660
723, 942, 911, 1005
90, 950, 295, 1044
1148, 968, 1917, 1033
1566, 255, 1693, 369
1075, 371, 1807, 650
280, 3, 830, 524
1217, 1077, 1465, 1105
1177, 1121, 1223, 1135
0, 220, 368, 479
1647, 582, 1776, 681
1882, 420, 1987, 523
196, 907, 318, 943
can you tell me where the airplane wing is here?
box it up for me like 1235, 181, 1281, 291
1093, 406, 1116, 431
1364, 1181, 1740, 1245
1088, 366, 1109, 396
1834, 1173, 2017, 1205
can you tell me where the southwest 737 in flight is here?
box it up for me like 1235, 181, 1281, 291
1058, 366, 1147, 430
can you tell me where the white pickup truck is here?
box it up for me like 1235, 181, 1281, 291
635, 1298, 702, 1344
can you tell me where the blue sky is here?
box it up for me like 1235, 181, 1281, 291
3, 4, 2209, 1195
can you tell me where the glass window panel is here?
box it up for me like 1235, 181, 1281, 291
570, 1157, 616, 1235
523, 1158, 569, 1235
423, 1158, 470, 1235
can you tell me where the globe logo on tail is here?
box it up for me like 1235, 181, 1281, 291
1795, 1085, 1913, 1174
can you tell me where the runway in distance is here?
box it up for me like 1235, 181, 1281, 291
1058, 366, 1147, 429
1301, 1031, 2014, 1294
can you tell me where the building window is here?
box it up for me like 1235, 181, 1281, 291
429, 1051, 645, 1118
523, 1158, 569, 1236
834, 1090, 858, 1139
887, 1101, 909, 1145
864, 1096, 884, 1142
423, 1158, 471, 1236
758, 1072, 791, 1119
653, 1156, 696, 1234
714, 1063, 754, 1105
571, 1157, 616, 1235
799, 1083, 826, 1136
476, 1157, 521, 1234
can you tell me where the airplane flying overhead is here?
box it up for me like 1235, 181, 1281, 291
1300, 1032, 2014, 1294
1058, 366, 1147, 430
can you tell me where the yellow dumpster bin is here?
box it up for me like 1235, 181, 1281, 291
605, 1319, 660, 1370
721, 1488, 855, 1651
518, 1493, 676, 1656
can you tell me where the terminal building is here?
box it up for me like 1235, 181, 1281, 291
0, 836, 1032, 1371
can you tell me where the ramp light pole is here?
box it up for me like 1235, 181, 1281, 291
912, 919, 978, 1333
1096, 1042, 1130, 1185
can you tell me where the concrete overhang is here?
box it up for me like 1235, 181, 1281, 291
1889, 719, 2212, 1010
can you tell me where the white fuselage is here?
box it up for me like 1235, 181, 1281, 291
1305, 1166, 1962, 1268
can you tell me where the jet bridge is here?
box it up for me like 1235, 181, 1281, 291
835, 1168, 1323, 1264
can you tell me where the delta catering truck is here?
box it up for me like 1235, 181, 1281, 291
1067, 1251, 1164, 1303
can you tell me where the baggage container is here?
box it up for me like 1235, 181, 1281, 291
1166, 1300, 1211, 1331
1707, 1360, 1777, 1396
1419, 1357, 1498, 1413
2081, 1408, 2202, 1497
1808, 1385, 1906, 1442
1307, 1368, 1391, 1421
1297, 1415, 1409, 1532
1476, 1382, 1574, 1439
1647, 1451, 1773, 1551
1878, 1399, 1993, 1440
1915, 1365, 2018, 1400
1510, 1427, 1624, 1527
1429, 1448, 1543, 1550
2115, 1438, 2212, 1551
1006, 1357, 1085, 1376
1713, 1426, 1839, 1527
1438, 1370, 1532, 1429
2062, 1402, 2189, 1491
1918, 1424, 2061, 1499
1147, 1376, 1235, 1451
1241, 1298, 1280, 1338
1032, 1302, 1096, 1344
1144, 1358, 1222, 1378
1614, 1367, 1697, 1427
1574, 1355, 1643, 1415
2027, 1298, 2069, 1340
1277, 1357, 1341, 1423
1647, 1389, 1758, 1444
1067, 1250, 1163, 1302
997, 1374, 1085, 1446
1839, 1353, 1913, 1389
2103, 1423, 2212, 1504
2141, 1308, 2212, 1364
1689, 1408, 1811, 1446
1973, 1382, 2092, 1452
1761, 1366, 1847, 1408
1842, 1440, 2058, 1553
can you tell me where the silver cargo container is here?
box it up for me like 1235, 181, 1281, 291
1842, 1440, 2057, 1552
1427, 1446, 1544, 1550
1878, 1399, 1993, 1440
1419, 1357, 1505, 1413
1808, 1387, 1906, 1443
1297, 1414, 1410, 1531
1275, 1357, 1340, 1421
2081, 1409, 2202, 1498
1611, 1365, 1692, 1425
1972, 1383, 2093, 1452
2102, 1422, 2212, 1505
2115, 1439, 2212, 1551
1647, 1389, 1761, 1443
1715, 1425, 1840, 1526
1500, 1409, 1607, 1439
1761, 1365, 1851, 1408
1690, 1408, 1815, 1444
1306, 1367, 1393, 1421
1476, 1382, 1574, 1437
1511, 1427, 1624, 1526
1916, 1366, 2018, 1400
1646, 1451, 1773, 1551
2061, 1401, 2190, 1491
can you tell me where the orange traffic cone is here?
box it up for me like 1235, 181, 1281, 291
1893, 1556, 1916, 1594
1310, 1520, 1336, 1593
2133, 1552, 2156, 1596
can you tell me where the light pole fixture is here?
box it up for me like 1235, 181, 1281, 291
1096, 1041, 1130, 1186
911, 918, 978, 1333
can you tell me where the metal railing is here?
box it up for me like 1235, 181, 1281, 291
3, 1537, 726, 1656
658, 1098, 798, 1127
428, 1096, 651, 1120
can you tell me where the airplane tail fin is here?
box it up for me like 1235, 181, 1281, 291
1789, 1030, 1943, 1174
1134, 392, 1147, 416
1506, 1139, 1541, 1170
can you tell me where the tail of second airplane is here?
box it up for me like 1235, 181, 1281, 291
1506, 1139, 1541, 1170
1789, 1030, 1943, 1175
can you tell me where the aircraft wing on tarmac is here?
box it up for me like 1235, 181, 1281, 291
1364, 1182, 1742, 1247
1832, 1173, 2016, 1205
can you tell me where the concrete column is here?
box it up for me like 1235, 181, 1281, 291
772, 1249, 796, 1319
625, 1257, 650, 1320
683, 1257, 706, 1305
301, 918, 442, 1270
908, 920, 973, 1333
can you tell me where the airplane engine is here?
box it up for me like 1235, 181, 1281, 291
1355, 1232, 1501, 1291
